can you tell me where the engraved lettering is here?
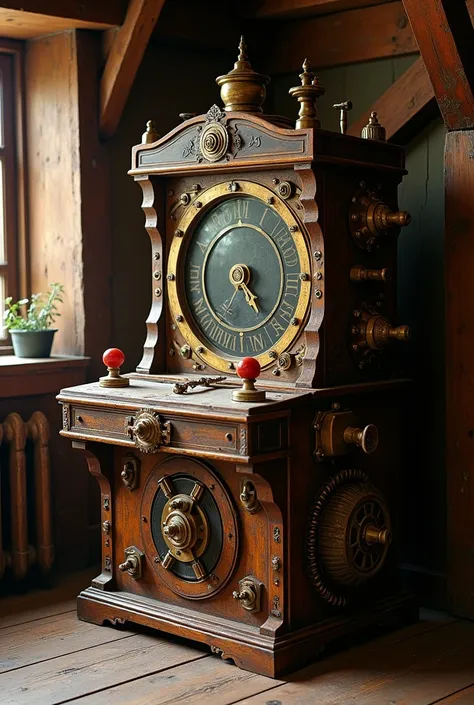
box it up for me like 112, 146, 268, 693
207, 322, 237, 351
196, 240, 207, 255
269, 317, 285, 337
194, 297, 207, 316
189, 263, 200, 293
232, 199, 249, 220
285, 273, 300, 298
245, 333, 265, 353
279, 298, 296, 323
248, 135, 261, 148
259, 208, 270, 228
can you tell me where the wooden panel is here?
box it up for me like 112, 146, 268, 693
100, 0, 165, 139
0, 2, 126, 26
348, 57, 436, 143
0, 634, 206, 705
0, 612, 137, 673
256, 2, 417, 73
0, 356, 88, 399
445, 130, 474, 618
440, 686, 474, 704
244, 0, 393, 19
402, 0, 474, 129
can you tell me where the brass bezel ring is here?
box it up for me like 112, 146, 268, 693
167, 180, 311, 373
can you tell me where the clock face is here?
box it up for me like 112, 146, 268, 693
167, 181, 311, 372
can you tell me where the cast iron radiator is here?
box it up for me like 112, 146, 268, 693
0, 411, 54, 581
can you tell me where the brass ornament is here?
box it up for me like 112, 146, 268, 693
141, 119, 159, 144
216, 36, 270, 113
200, 121, 229, 162
167, 180, 311, 373
289, 59, 325, 129
349, 187, 411, 251
129, 409, 171, 453
277, 181, 294, 200
278, 352, 292, 371
184, 105, 242, 163
307, 469, 392, 606
361, 111, 386, 141
232, 575, 263, 612
160, 485, 210, 570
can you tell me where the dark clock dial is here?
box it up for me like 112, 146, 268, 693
184, 196, 302, 358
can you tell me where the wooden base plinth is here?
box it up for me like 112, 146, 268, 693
77, 586, 418, 678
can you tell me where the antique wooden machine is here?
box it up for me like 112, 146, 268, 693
57, 40, 417, 677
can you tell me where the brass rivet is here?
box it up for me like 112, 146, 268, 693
228, 181, 239, 192
316, 272, 322, 280
154, 252, 160, 260
227, 362, 234, 370
291, 317, 298, 326
167, 273, 175, 281
180, 193, 190, 205
195, 201, 202, 208
290, 225, 298, 232
272, 368, 280, 376
175, 229, 184, 237
315, 289, 322, 299
351, 213, 360, 222
272, 178, 279, 185
169, 348, 175, 356
154, 556, 160, 563
299, 272, 308, 281
314, 251, 322, 260
155, 287, 162, 297
196, 346, 205, 354
352, 326, 359, 335
267, 196, 274, 204
176, 314, 184, 322
153, 271, 161, 280
269, 350, 277, 359
192, 183, 201, 191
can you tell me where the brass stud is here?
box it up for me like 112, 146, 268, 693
167, 273, 175, 281
153, 271, 161, 280
291, 317, 299, 326
316, 272, 322, 280
299, 272, 309, 281
227, 362, 235, 370
154, 252, 160, 260
314, 251, 322, 260
290, 225, 298, 232
196, 346, 205, 354
315, 289, 322, 299
176, 315, 184, 323
169, 348, 175, 356
228, 181, 239, 192
267, 196, 274, 204
175, 229, 184, 238
180, 193, 190, 205
269, 350, 277, 359
195, 201, 202, 209
272, 368, 280, 376
272, 178, 279, 185
155, 287, 162, 297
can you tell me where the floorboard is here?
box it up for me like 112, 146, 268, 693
0, 572, 473, 705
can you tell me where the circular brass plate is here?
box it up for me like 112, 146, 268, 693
167, 180, 311, 373
141, 456, 239, 600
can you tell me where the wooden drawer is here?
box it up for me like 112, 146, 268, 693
71, 406, 129, 441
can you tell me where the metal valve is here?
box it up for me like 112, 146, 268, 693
232, 575, 263, 612
118, 546, 143, 580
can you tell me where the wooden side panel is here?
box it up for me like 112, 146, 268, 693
445, 130, 474, 617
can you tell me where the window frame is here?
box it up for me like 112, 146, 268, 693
0, 39, 28, 352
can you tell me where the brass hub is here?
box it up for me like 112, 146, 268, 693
161, 493, 209, 563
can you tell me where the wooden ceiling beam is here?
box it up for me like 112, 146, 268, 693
255, 1, 417, 74
244, 0, 393, 20
348, 57, 436, 143
100, 0, 165, 140
402, 0, 474, 129
0, 1, 126, 27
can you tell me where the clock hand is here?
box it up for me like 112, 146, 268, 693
240, 281, 259, 313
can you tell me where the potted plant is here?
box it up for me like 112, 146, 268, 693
4, 282, 64, 358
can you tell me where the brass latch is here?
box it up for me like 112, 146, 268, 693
314, 410, 379, 460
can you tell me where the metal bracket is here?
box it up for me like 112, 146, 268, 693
118, 546, 144, 580
232, 575, 263, 613
121, 454, 140, 490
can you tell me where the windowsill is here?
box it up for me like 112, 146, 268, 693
0, 354, 90, 399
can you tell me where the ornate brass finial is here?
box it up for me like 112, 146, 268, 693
361, 111, 386, 141
333, 101, 353, 135
142, 120, 159, 144
289, 59, 326, 129
216, 36, 270, 113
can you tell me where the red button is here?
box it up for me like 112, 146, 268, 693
236, 357, 261, 380
103, 347, 125, 369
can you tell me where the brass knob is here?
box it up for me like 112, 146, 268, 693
350, 265, 390, 283
131, 410, 163, 453
366, 315, 411, 350
343, 424, 379, 454
384, 209, 411, 227
388, 324, 411, 342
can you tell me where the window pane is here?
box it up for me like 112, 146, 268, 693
0, 274, 5, 340
0, 159, 5, 264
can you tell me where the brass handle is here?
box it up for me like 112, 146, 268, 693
365, 314, 412, 350
134, 418, 156, 442
343, 424, 379, 454
131, 409, 169, 453
118, 546, 143, 579
388, 324, 411, 342
383, 209, 411, 227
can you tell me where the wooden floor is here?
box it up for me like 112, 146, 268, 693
1, 571, 474, 705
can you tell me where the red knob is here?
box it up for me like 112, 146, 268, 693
236, 357, 261, 380
103, 347, 125, 369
